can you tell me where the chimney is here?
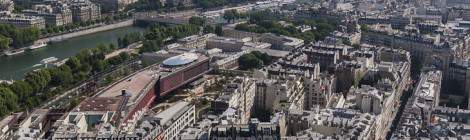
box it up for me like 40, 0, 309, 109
122, 90, 126, 96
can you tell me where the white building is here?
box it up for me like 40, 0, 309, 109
206, 36, 248, 52
0, 14, 45, 29
155, 101, 196, 140
0, 0, 13, 12
15, 109, 50, 139
393, 70, 442, 138
177, 33, 216, 49
260, 33, 304, 51
288, 109, 376, 139
303, 74, 336, 110
51, 97, 122, 139
214, 77, 256, 124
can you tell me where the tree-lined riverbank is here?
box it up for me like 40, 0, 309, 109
0, 26, 145, 80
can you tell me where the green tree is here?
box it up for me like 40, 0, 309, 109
360, 24, 369, 32
97, 43, 111, 54
0, 87, 18, 112
239, 53, 263, 70
68, 97, 80, 110
66, 56, 82, 72
25, 97, 40, 108
195, 0, 252, 9
139, 40, 161, 53
0, 24, 40, 48
235, 18, 338, 43
252, 51, 273, 65
248, 10, 275, 24
79, 63, 92, 74
50, 67, 74, 86
118, 52, 130, 61
203, 25, 215, 34
9, 81, 33, 103
215, 25, 223, 36
223, 9, 238, 23
91, 60, 107, 73
0, 36, 10, 51
24, 70, 51, 92
121, 36, 130, 47
73, 71, 89, 82
58, 65, 73, 73
76, 49, 93, 63
117, 37, 123, 48
127, 0, 162, 11
0, 97, 8, 117
140, 24, 200, 53
109, 43, 117, 50
189, 16, 206, 26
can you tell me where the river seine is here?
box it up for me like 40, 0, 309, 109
0, 26, 145, 80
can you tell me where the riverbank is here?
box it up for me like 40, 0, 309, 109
1, 20, 135, 56
42, 20, 135, 43
0, 26, 145, 80
105, 42, 143, 59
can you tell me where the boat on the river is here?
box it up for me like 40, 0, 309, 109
0, 79, 14, 84
3, 49, 25, 56
32, 63, 43, 67
28, 41, 47, 50
53, 58, 68, 66
41, 57, 58, 64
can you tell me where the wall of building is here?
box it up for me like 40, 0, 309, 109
157, 58, 210, 97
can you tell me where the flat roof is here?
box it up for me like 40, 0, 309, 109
0, 114, 17, 128
156, 101, 191, 126
76, 97, 123, 112
98, 69, 158, 102
241, 47, 289, 57
162, 53, 199, 66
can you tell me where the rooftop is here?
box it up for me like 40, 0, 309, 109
162, 53, 199, 66
75, 97, 123, 112
155, 101, 192, 127
97, 69, 158, 102
241, 46, 290, 58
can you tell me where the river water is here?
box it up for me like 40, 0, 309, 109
0, 26, 145, 80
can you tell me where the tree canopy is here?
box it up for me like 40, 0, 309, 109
118, 32, 142, 48
0, 42, 136, 118
0, 36, 10, 51
189, 16, 206, 26
197, 0, 253, 9
234, 12, 338, 43
0, 87, 18, 116
223, 9, 247, 23
239, 51, 273, 70
0, 24, 40, 50
140, 24, 200, 53
127, 0, 162, 11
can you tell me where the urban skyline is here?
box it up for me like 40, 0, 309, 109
0, 0, 470, 139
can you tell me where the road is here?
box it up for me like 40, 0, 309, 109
105, 42, 143, 59
41, 20, 135, 43
42, 58, 142, 109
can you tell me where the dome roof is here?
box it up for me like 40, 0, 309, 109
162, 53, 198, 66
